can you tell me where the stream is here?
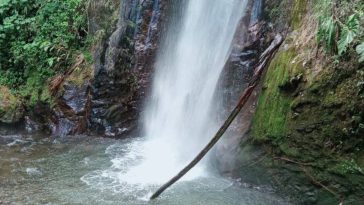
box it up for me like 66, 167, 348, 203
0, 134, 293, 205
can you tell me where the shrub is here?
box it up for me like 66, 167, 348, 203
0, 0, 89, 96
316, 0, 364, 61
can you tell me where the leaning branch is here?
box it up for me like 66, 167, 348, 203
150, 34, 284, 200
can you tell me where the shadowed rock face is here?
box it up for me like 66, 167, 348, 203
88, 0, 166, 137
63, 84, 89, 115
45, 0, 264, 139
215, 0, 270, 173
20, 0, 167, 138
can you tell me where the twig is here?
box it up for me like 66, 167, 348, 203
274, 157, 314, 166
301, 167, 340, 198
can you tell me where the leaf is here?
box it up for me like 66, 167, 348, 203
338, 27, 356, 55
47, 58, 54, 67
318, 16, 337, 53
356, 43, 364, 63
338, 14, 360, 56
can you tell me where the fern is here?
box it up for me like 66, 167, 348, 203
338, 14, 360, 55
357, 42, 364, 62
316, 0, 364, 59
318, 16, 337, 53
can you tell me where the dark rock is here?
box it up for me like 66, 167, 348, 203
52, 118, 76, 137
62, 83, 89, 115
24, 116, 41, 133
278, 73, 303, 93
291, 98, 319, 113
88, 0, 166, 137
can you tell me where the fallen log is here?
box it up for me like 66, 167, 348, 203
150, 34, 284, 200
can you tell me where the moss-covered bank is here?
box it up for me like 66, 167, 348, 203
240, 0, 364, 204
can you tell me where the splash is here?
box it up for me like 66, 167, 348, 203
128, 0, 248, 184
83, 0, 248, 190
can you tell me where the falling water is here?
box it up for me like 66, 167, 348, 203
82, 0, 249, 190
251, 0, 263, 25
0, 1, 296, 204
121, 0, 249, 184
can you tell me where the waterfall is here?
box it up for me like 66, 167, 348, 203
251, 0, 263, 25
115, 0, 248, 185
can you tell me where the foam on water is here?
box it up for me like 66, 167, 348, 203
0, 135, 293, 204
82, 0, 248, 193
133, 0, 247, 184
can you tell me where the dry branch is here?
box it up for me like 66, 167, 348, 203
49, 54, 85, 95
150, 34, 284, 200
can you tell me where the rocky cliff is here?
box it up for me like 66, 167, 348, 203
0, 0, 167, 137
235, 0, 364, 204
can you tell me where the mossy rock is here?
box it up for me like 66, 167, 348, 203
252, 46, 304, 141
278, 73, 303, 92
0, 86, 24, 123
66, 64, 94, 87
290, 0, 308, 29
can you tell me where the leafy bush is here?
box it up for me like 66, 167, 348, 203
337, 14, 360, 55
0, 0, 88, 95
316, 0, 364, 61
317, 16, 337, 53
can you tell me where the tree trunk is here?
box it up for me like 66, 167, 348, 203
150, 34, 284, 200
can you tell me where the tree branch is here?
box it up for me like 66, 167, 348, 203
150, 34, 284, 200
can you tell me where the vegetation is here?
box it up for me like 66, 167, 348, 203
252, 47, 302, 142
316, 0, 364, 61
0, 0, 89, 105
0, 86, 23, 123
249, 0, 364, 203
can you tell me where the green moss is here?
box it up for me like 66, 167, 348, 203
252, 47, 303, 141
291, 0, 308, 29
322, 91, 343, 108
245, 0, 364, 203
0, 86, 23, 123
83, 50, 94, 65
66, 65, 94, 87
328, 159, 364, 176
19, 72, 54, 107
250, 52, 364, 202
279, 142, 300, 157
88, 0, 121, 39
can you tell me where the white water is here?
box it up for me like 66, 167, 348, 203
83, 0, 249, 190
122, 0, 248, 185
0, 135, 292, 205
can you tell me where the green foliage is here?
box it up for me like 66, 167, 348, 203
356, 42, 364, 62
316, 0, 364, 60
338, 14, 360, 55
252, 48, 302, 141
330, 159, 364, 175
0, 0, 89, 101
290, 0, 307, 29
317, 16, 337, 53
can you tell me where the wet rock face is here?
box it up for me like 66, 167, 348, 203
245, 0, 364, 203
63, 84, 89, 115
52, 82, 90, 137
89, 0, 165, 137
220, 0, 269, 111
3, 0, 167, 137
215, 0, 270, 173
